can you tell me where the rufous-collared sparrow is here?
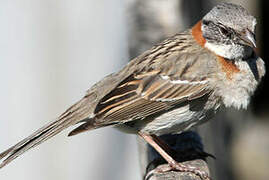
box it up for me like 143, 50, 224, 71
0, 2, 265, 179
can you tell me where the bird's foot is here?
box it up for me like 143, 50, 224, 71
170, 161, 210, 180
145, 161, 210, 180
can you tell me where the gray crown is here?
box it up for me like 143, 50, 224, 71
203, 3, 256, 32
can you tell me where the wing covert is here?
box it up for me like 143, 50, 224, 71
94, 68, 211, 124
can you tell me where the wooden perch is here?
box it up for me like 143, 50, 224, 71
138, 131, 211, 180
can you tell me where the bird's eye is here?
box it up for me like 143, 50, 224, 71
203, 20, 210, 26
220, 27, 230, 37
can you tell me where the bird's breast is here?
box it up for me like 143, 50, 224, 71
214, 56, 265, 109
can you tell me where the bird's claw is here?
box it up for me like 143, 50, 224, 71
145, 162, 211, 180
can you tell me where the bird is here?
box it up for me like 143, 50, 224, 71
0, 2, 265, 179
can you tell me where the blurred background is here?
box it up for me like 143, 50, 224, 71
0, 0, 268, 180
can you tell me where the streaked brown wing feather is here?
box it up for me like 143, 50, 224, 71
140, 75, 208, 102
94, 71, 210, 124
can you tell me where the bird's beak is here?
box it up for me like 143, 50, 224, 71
239, 29, 257, 48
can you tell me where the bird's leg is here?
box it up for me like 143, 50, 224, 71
152, 134, 215, 160
151, 134, 176, 155
138, 132, 210, 180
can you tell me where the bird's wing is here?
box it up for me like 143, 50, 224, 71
93, 68, 210, 123
90, 49, 213, 125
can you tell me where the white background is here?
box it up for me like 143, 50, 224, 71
0, 0, 140, 179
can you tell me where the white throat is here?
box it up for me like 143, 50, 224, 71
205, 42, 252, 59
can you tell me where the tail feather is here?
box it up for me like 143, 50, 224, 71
0, 120, 67, 168
68, 119, 113, 136
0, 97, 93, 168
68, 119, 96, 136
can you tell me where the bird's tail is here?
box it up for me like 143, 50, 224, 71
0, 97, 93, 168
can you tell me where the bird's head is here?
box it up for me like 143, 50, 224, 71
201, 3, 257, 59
